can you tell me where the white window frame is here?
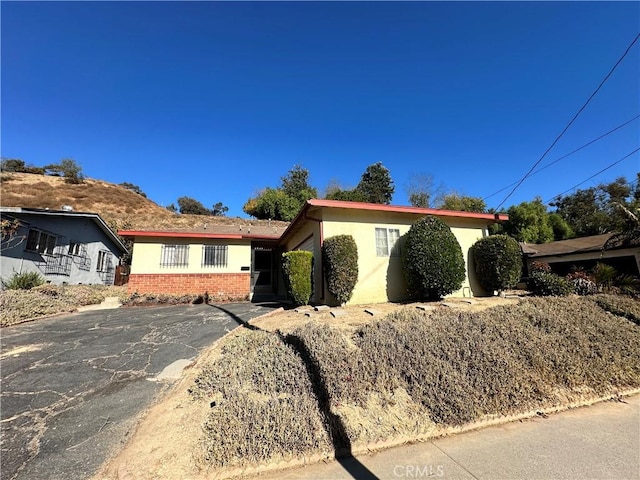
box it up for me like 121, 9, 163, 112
375, 228, 401, 257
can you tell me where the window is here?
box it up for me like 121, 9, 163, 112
25, 229, 56, 255
375, 228, 401, 257
160, 244, 189, 268
68, 241, 85, 256
202, 245, 228, 268
97, 250, 111, 272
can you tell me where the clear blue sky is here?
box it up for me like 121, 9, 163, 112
2, 1, 638, 218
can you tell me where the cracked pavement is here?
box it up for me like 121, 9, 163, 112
0, 302, 279, 480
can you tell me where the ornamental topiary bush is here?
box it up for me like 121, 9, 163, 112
282, 250, 313, 306
401, 216, 466, 300
322, 235, 358, 305
527, 271, 573, 297
471, 235, 522, 293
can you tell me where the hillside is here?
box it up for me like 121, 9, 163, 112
0, 172, 287, 232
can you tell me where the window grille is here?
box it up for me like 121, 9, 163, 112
45, 254, 72, 276
160, 244, 189, 268
202, 245, 228, 268
375, 228, 401, 257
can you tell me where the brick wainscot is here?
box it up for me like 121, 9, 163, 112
127, 273, 251, 297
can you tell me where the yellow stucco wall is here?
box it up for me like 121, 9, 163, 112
279, 220, 322, 302
320, 209, 489, 304
129, 237, 252, 274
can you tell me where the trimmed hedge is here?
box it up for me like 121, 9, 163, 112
527, 271, 573, 297
402, 216, 466, 300
322, 235, 358, 305
282, 250, 314, 306
471, 235, 522, 292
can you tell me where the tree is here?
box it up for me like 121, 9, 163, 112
243, 188, 300, 221
119, 182, 147, 197
550, 176, 637, 237
177, 196, 210, 215
405, 173, 444, 208
45, 158, 84, 184
436, 193, 486, 213
402, 216, 466, 300
244, 165, 318, 221
166, 203, 178, 213
325, 188, 368, 202
501, 198, 554, 244
356, 162, 395, 204
1, 158, 26, 172
281, 165, 318, 204
211, 202, 229, 217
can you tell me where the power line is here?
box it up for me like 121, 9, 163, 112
544, 147, 640, 204
483, 114, 640, 201
493, 32, 640, 211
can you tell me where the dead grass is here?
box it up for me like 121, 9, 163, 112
592, 294, 640, 325
182, 296, 640, 472
1, 172, 291, 231
0, 284, 128, 327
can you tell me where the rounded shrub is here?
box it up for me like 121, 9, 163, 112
1, 271, 45, 290
471, 234, 522, 293
527, 271, 573, 297
282, 250, 313, 306
401, 216, 466, 300
570, 277, 597, 296
322, 235, 358, 305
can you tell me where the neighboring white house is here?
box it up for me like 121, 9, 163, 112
1, 207, 128, 286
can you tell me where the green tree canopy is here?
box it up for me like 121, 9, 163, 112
436, 193, 486, 212
550, 176, 638, 236
356, 162, 395, 204
45, 158, 84, 184
177, 196, 211, 215
500, 198, 554, 244
244, 165, 317, 221
119, 182, 147, 197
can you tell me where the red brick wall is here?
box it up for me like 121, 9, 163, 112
127, 273, 251, 297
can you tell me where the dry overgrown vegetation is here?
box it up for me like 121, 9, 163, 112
1, 172, 289, 231
593, 294, 640, 325
0, 284, 128, 327
179, 296, 640, 475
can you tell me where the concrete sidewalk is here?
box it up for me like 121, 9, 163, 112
255, 395, 639, 480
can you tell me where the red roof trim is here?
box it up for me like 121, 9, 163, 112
117, 230, 280, 240
307, 199, 509, 221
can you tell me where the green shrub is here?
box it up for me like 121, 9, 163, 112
401, 216, 465, 300
282, 250, 314, 306
322, 235, 358, 305
528, 271, 573, 296
1, 271, 45, 290
570, 278, 597, 296
471, 234, 522, 292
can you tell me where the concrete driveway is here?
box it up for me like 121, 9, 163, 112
0, 302, 278, 480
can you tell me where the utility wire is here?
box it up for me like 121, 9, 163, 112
493, 32, 640, 211
483, 114, 640, 201
544, 147, 640, 204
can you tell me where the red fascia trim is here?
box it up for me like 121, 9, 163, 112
117, 230, 280, 240
306, 199, 508, 221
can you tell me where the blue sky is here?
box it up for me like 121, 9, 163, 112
2, 1, 639, 218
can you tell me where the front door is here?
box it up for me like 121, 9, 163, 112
251, 247, 273, 298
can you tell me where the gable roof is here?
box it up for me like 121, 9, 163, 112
0, 206, 128, 254
521, 233, 615, 258
278, 198, 508, 243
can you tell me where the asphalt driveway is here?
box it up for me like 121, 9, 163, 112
0, 302, 278, 480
